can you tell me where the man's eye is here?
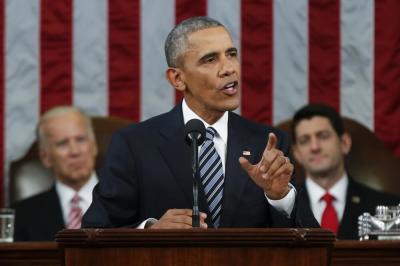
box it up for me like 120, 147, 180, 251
55, 140, 68, 147
77, 136, 87, 143
204, 57, 216, 63
228, 51, 237, 58
319, 132, 331, 140
298, 138, 309, 145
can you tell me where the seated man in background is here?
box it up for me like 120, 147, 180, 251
291, 103, 399, 239
13, 106, 98, 241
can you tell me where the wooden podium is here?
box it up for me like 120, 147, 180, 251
0, 242, 60, 266
56, 228, 335, 266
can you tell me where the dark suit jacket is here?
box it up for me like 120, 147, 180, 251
13, 187, 65, 241
303, 177, 400, 239
83, 104, 318, 228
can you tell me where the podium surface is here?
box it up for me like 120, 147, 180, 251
56, 228, 334, 266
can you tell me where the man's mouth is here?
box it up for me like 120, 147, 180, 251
221, 81, 239, 95
310, 155, 326, 164
69, 161, 85, 170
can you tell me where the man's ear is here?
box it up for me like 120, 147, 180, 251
165, 67, 185, 92
92, 139, 98, 158
341, 132, 352, 155
39, 148, 52, 169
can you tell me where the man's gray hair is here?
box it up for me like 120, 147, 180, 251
37, 106, 95, 149
165, 16, 224, 67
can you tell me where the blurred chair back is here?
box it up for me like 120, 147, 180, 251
9, 116, 132, 204
276, 117, 400, 196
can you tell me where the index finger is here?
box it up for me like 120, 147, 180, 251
266, 133, 278, 151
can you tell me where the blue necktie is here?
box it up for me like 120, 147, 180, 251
199, 127, 224, 227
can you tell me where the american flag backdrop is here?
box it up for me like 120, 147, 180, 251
0, 0, 399, 206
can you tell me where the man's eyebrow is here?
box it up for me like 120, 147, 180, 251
226, 47, 237, 53
298, 133, 310, 139
199, 52, 218, 62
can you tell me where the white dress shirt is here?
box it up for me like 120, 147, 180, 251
56, 173, 98, 225
305, 173, 348, 224
182, 100, 228, 172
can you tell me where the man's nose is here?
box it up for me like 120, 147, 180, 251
219, 57, 235, 77
68, 141, 80, 155
310, 137, 321, 151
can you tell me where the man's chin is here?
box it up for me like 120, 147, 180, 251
223, 100, 240, 112
65, 172, 92, 183
226, 106, 239, 112
309, 168, 334, 179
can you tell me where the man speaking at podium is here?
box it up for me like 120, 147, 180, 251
83, 16, 318, 229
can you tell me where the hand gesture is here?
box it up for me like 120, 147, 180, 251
239, 133, 294, 200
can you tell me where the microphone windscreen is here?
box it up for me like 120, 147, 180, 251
184, 119, 205, 145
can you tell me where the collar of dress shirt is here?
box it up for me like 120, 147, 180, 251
56, 172, 98, 219
182, 99, 228, 145
306, 173, 349, 206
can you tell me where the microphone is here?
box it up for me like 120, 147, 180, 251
185, 119, 206, 169
184, 119, 205, 228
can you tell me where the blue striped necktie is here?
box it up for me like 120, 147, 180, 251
199, 127, 224, 228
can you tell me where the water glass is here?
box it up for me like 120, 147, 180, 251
0, 208, 15, 243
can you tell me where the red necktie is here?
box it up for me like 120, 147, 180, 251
67, 194, 82, 229
320, 193, 339, 234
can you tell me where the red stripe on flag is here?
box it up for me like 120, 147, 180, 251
374, 0, 400, 157
0, 0, 4, 207
40, 0, 73, 113
308, 0, 340, 111
241, 0, 273, 124
174, 0, 207, 104
108, 0, 141, 121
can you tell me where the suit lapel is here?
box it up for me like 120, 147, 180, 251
157, 105, 209, 214
47, 187, 66, 230
220, 113, 253, 227
300, 184, 312, 206
338, 179, 362, 239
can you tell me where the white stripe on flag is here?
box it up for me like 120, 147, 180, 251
5, 0, 40, 162
207, 0, 241, 114
73, 0, 108, 116
340, 0, 374, 130
5, 0, 41, 204
140, 0, 175, 121
273, 0, 309, 124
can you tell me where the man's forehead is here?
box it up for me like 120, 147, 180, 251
187, 27, 232, 44
44, 115, 87, 134
186, 35, 235, 59
296, 116, 334, 134
46, 112, 85, 125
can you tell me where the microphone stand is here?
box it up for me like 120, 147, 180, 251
191, 137, 200, 227
185, 118, 205, 228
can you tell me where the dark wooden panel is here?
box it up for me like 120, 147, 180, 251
0, 242, 60, 266
57, 228, 335, 266
333, 240, 400, 266
64, 246, 329, 266
2, 233, 399, 266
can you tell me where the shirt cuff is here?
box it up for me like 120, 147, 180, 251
137, 218, 158, 229
265, 183, 296, 217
